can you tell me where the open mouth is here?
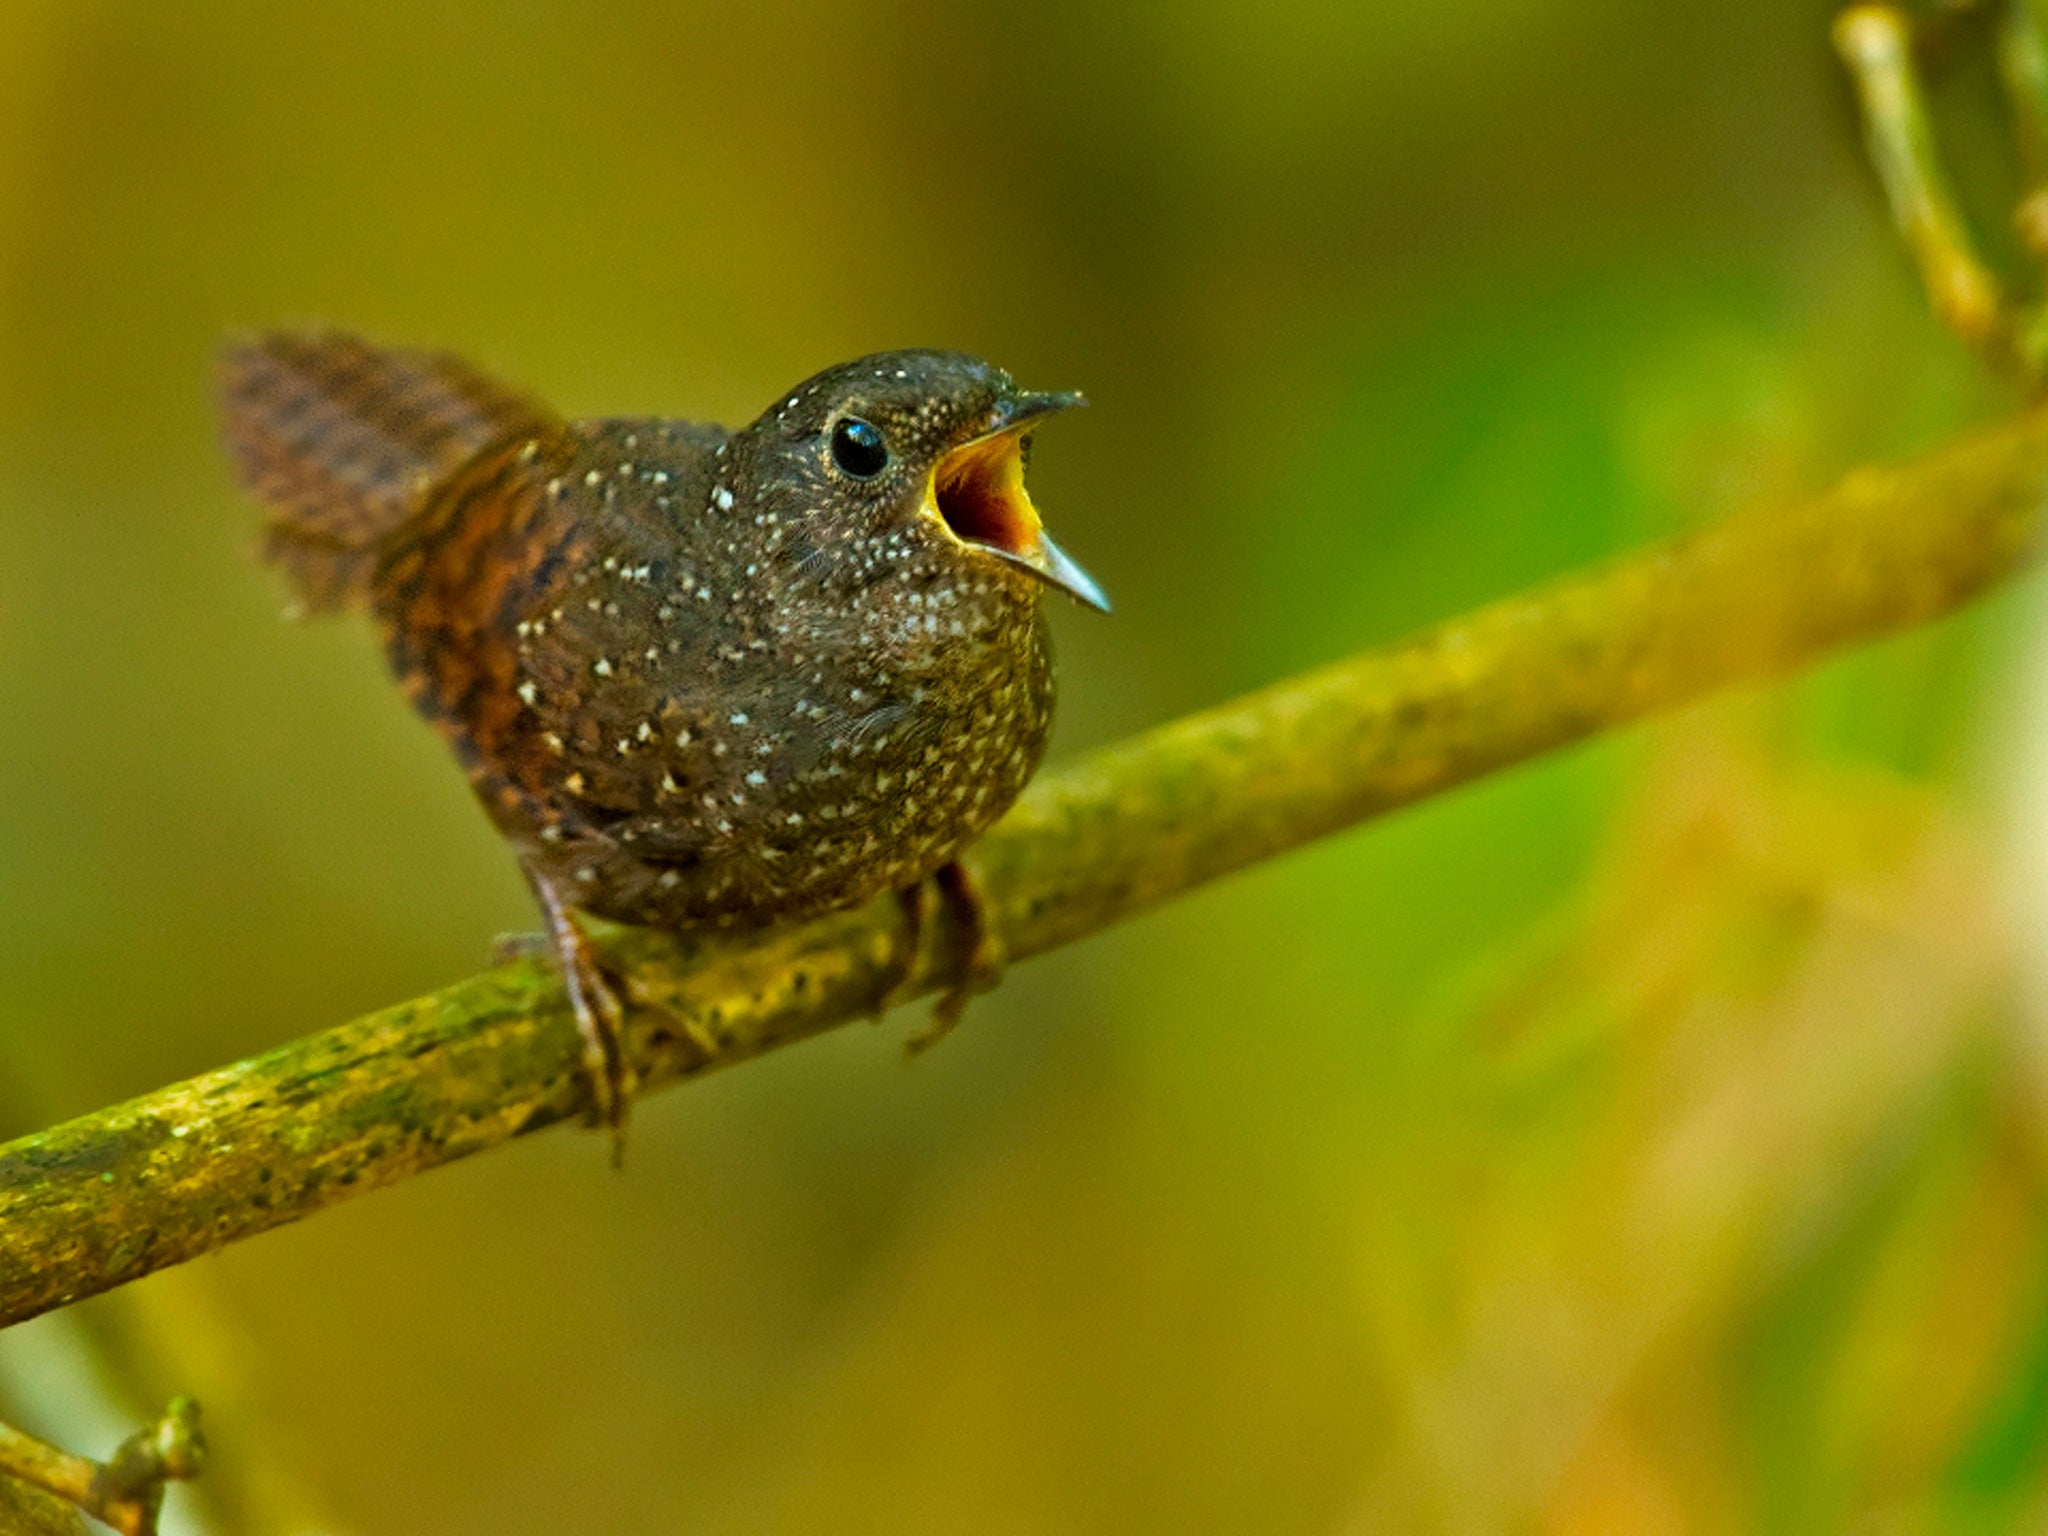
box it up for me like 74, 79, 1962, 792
927, 400, 1110, 613
934, 430, 1038, 554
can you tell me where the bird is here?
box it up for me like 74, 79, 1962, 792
219, 332, 1108, 1140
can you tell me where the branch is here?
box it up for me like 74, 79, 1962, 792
1836, 6, 2013, 363
4, 405, 2048, 1329
0, 1399, 205, 1536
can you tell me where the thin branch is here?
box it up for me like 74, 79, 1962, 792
3, 404, 2048, 1330
0, 1400, 205, 1536
1997, 0, 2048, 183
1836, 5, 2016, 365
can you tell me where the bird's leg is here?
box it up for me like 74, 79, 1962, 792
528, 872, 635, 1159
906, 860, 1007, 1055
880, 879, 932, 1016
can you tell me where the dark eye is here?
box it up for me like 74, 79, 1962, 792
830, 417, 888, 478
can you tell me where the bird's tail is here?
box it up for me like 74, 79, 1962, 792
219, 331, 556, 611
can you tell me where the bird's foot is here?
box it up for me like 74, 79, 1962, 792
880, 880, 932, 1017
906, 861, 1006, 1056
530, 875, 636, 1164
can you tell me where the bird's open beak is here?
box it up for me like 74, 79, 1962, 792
928, 392, 1111, 613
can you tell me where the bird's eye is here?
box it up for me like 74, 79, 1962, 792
830, 417, 888, 478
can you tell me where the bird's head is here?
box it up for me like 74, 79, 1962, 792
737, 350, 1109, 613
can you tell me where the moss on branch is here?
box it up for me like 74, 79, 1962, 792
4, 405, 2048, 1329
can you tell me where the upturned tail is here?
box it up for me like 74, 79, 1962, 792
220, 331, 557, 610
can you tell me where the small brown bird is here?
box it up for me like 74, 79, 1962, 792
221, 333, 1106, 1133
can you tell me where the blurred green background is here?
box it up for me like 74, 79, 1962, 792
4, 1, 2046, 1531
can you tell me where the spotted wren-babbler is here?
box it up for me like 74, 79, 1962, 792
221, 333, 1107, 1135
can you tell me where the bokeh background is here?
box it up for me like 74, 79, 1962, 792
3, 1, 2046, 1531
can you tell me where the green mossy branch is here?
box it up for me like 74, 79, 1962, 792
5, 406, 2048, 1329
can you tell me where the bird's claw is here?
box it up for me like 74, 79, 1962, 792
530, 875, 637, 1163
490, 930, 549, 965
904, 861, 1006, 1055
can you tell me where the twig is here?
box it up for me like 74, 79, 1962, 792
2, 402, 2048, 1330
1997, 0, 2048, 181
1836, 5, 2015, 363
0, 1400, 204, 1536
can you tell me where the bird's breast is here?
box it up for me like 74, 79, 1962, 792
414, 422, 1058, 930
